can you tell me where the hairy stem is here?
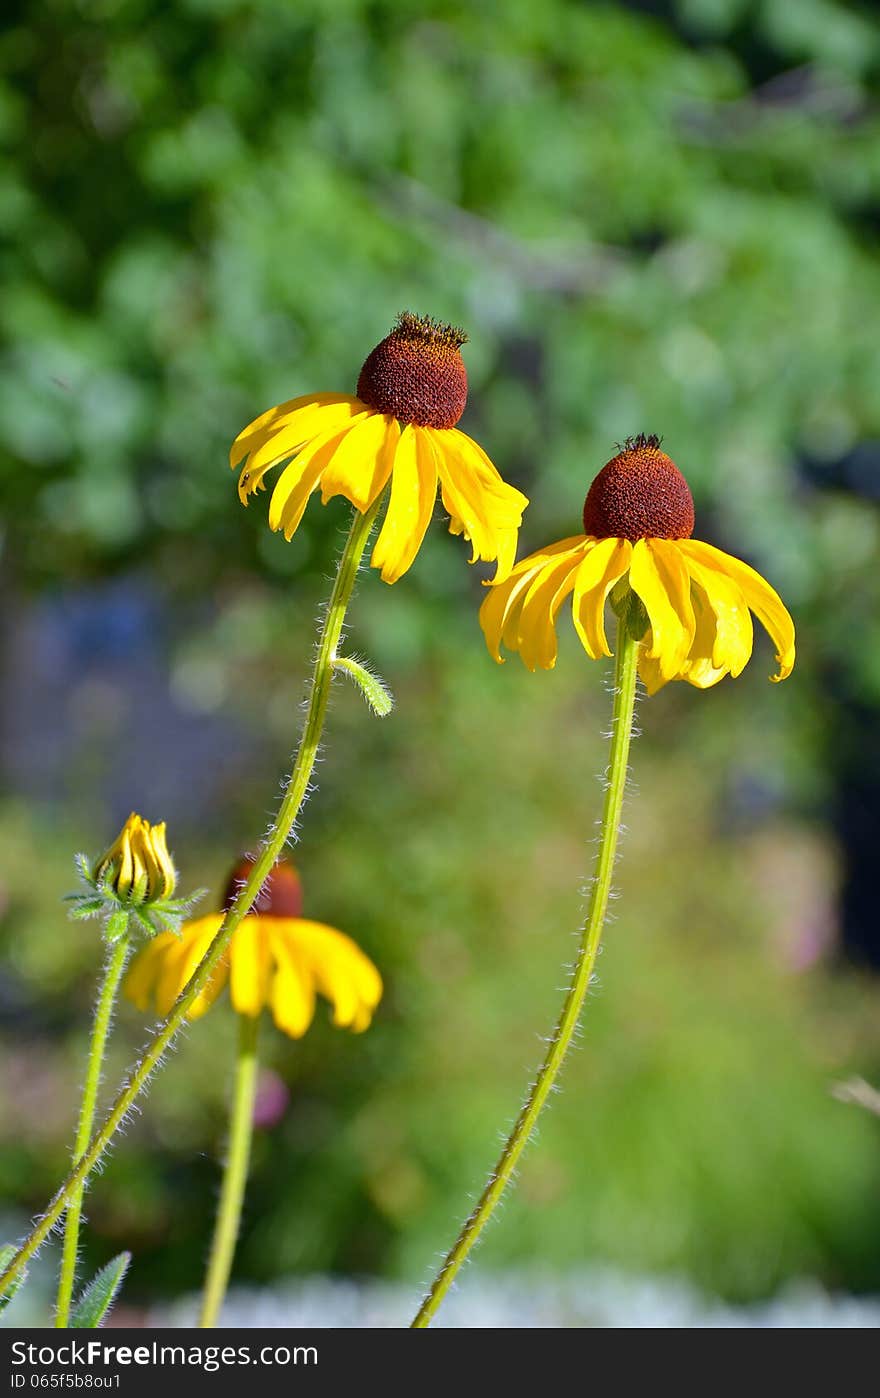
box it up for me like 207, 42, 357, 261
55, 933, 132, 1328
411, 615, 639, 1328
199, 1013, 260, 1328
0, 502, 380, 1299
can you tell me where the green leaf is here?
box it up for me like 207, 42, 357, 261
0, 1244, 27, 1313
333, 655, 394, 717
70, 1252, 131, 1329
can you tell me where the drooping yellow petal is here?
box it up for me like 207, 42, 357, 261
229, 915, 271, 1017
479, 537, 586, 663
629, 540, 695, 682
683, 555, 754, 681
268, 415, 370, 539
289, 920, 382, 1030
166, 915, 227, 1019
436, 433, 527, 574
148, 918, 209, 1017
268, 927, 317, 1039
515, 550, 584, 671
230, 393, 360, 472
124, 917, 227, 1019
571, 537, 633, 660
679, 540, 795, 682
370, 425, 438, 583
318, 413, 399, 512
444, 430, 528, 580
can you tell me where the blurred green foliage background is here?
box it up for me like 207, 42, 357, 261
2, 0, 880, 1319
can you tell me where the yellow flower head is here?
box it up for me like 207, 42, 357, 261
93, 813, 176, 905
124, 856, 382, 1039
480, 435, 796, 694
230, 312, 529, 584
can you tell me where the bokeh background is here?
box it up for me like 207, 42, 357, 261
2, 0, 880, 1325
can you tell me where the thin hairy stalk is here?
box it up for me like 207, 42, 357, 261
55, 933, 132, 1328
411, 615, 639, 1328
199, 1014, 260, 1328
0, 501, 380, 1299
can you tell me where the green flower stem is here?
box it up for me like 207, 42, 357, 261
411, 615, 639, 1329
54, 932, 132, 1329
198, 1013, 260, 1329
0, 501, 381, 1301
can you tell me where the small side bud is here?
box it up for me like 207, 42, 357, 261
93, 814, 177, 905
69, 813, 201, 942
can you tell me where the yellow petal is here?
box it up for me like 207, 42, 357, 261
370, 426, 437, 583
235, 404, 366, 502
680, 540, 795, 682
230, 393, 359, 471
141, 820, 176, 901
449, 430, 529, 512
571, 537, 633, 660
267, 927, 317, 1039
436, 434, 527, 572
229, 916, 271, 1017
684, 556, 753, 680
636, 650, 671, 696
515, 551, 584, 671
268, 415, 369, 539
478, 537, 586, 663
283, 919, 382, 1031
629, 540, 695, 682
318, 414, 399, 512
150, 918, 208, 1017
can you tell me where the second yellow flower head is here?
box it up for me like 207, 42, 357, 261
480, 435, 795, 693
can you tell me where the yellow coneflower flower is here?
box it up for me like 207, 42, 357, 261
480, 435, 795, 693
230, 312, 529, 584
93, 812, 176, 905
124, 857, 382, 1039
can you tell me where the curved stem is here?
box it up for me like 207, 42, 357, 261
411, 615, 639, 1328
0, 502, 380, 1300
54, 933, 132, 1328
199, 1013, 260, 1328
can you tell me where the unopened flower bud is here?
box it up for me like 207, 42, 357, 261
94, 814, 177, 906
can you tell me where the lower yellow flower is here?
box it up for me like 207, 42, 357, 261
230, 313, 528, 584
124, 858, 382, 1038
480, 435, 795, 693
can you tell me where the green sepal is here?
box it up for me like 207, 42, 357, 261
69, 1251, 131, 1329
67, 898, 107, 920
73, 852, 93, 883
333, 655, 394, 717
0, 1244, 26, 1312
103, 908, 131, 943
625, 594, 649, 642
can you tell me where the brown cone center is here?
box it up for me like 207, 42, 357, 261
221, 855, 303, 919
582, 435, 695, 542
356, 312, 468, 429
